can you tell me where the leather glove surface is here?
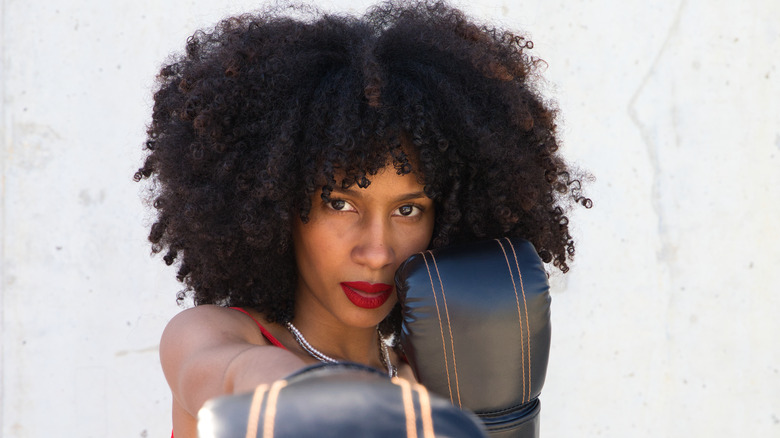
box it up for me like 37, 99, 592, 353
395, 238, 551, 437
198, 362, 488, 438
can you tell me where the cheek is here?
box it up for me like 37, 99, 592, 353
420, 210, 436, 246
399, 216, 435, 258
292, 221, 332, 273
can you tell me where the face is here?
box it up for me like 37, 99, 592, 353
292, 164, 435, 329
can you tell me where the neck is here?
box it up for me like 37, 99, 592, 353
288, 317, 384, 367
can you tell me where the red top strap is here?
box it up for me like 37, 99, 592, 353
229, 307, 287, 350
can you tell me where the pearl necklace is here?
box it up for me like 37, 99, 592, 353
285, 321, 397, 378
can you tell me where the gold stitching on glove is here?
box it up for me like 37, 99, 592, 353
245, 384, 269, 438
429, 252, 461, 408
263, 379, 288, 438
505, 238, 532, 403
495, 238, 527, 402
393, 377, 417, 438
414, 382, 435, 438
421, 252, 454, 404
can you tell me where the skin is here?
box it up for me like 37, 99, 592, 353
159, 164, 435, 437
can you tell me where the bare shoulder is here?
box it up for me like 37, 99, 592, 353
160, 305, 307, 418
161, 305, 269, 346
160, 306, 263, 370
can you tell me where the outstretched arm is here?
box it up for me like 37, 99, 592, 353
159, 305, 306, 436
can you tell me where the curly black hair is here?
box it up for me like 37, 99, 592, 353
135, 0, 590, 323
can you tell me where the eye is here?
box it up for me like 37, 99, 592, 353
327, 199, 356, 212
395, 204, 422, 217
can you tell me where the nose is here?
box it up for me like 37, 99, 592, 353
351, 216, 395, 270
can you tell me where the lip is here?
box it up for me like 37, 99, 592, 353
341, 282, 393, 309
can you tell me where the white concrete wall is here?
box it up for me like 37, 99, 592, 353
1, 0, 778, 436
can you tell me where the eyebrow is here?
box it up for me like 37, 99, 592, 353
331, 187, 428, 202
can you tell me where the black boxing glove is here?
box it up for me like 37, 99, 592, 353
394, 238, 551, 438
197, 362, 488, 438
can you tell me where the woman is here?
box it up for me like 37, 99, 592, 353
134, 1, 589, 436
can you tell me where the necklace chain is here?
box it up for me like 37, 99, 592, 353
285, 321, 397, 378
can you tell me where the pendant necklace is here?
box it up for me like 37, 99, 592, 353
285, 321, 397, 378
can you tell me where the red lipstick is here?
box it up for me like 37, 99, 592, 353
341, 281, 393, 309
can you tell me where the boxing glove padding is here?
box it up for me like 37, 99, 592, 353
395, 238, 551, 437
198, 362, 488, 438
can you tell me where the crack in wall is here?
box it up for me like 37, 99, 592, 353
627, 0, 686, 268
626, 4, 687, 433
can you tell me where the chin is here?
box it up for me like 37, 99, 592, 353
342, 302, 395, 329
